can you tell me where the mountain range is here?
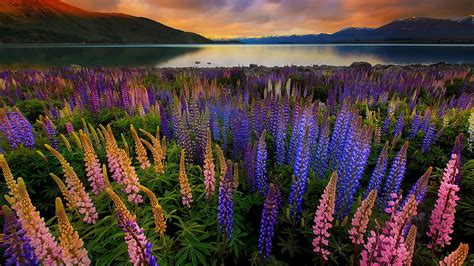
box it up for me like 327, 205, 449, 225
236, 16, 474, 44
0, 0, 211, 44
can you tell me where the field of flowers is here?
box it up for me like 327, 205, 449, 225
0, 64, 473, 265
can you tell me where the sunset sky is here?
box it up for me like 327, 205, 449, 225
63, 0, 473, 38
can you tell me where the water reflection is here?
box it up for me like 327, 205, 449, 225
0, 44, 473, 69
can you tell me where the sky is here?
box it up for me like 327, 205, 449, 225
63, 0, 473, 38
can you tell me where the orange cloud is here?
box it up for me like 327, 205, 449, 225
62, 0, 474, 38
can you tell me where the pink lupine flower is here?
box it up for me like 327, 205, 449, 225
14, 178, 62, 265
203, 129, 216, 200
349, 190, 377, 245
312, 172, 337, 261
81, 133, 106, 194
427, 154, 460, 250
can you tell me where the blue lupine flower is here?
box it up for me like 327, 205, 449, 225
255, 131, 268, 195
393, 112, 405, 137
422, 124, 435, 154
1, 205, 39, 266
381, 112, 391, 135
218, 162, 235, 238
313, 118, 330, 178
244, 142, 257, 192
288, 125, 311, 221
365, 142, 389, 198
419, 109, 431, 133
275, 113, 287, 165
258, 182, 281, 259
408, 112, 420, 139
145, 242, 159, 266
380, 142, 408, 208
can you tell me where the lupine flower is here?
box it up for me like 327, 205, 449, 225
255, 130, 268, 195
420, 108, 431, 133
178, 149, 193, 208
55, 197, 91, 265
50, 173, 76, 210
404, 225, 417, 266
288, 126, 310, 221
439, 243, 469, 266
12, 178, 62, 265
365, 142, 388, 198
130, 125, 151, 169
313, 118, 330, 177
408, 111, 420, 139
349, 190, 377, 245
381, 112, 391, 134
258, 182, 281, 259
243, 142, 256, 192
81, 133, 106, 195
233, 162, 239, 190
65, 122, 74, 134
0, 154, 19, 203
145, 242, 159, 266
45, 144, 98, 224
427, 154, 460, 251
0, 110, 20, 149
275, 112, 287, 165
40, 116, 58, 149
218, 161, 235, 239
203, 129, 216, 200
140, 128, 164, 174
139, 185, 167, 234
402, 166, 432, 208
422, 123, 435, 153
380, 142, 408, 209
1, 205, 39, 266
312, 172, 337, 261
102, 125, 124, 184
106, 188, 154, 266
361, 194, 418, 265
393, 112, 405, 137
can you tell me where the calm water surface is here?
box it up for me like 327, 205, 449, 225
1, 44, 474, 69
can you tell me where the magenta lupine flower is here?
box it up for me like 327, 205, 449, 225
65, 122, 74, 134
312, 172, 337, 261
258, 182, 281, 259
427, 154, 460, 251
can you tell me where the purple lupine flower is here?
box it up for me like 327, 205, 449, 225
244, 142, 257, 192
422, 124, 435, 154
41, 116, 58, 149
8, 110, 35, 148
176, 113, 195, 164
218, 162, 235, 238
275, 112, 287, 165
408, 112, 420, 139
1, 205, 39, 266
0, 111, 20, 149
255, 131, 268, 195
159, 104, 171, 140
66, 122, 74, 134
419, 108, 431, 133
381, 112, 391, 135
288, 126, 311, 221
401, 167, 432, 209
380, 142, 408, 209
258, 182, 281, 259
393, 112, 405, 137
365, 142, 389, 198
313, 118, 330, 178
49, 106, 60, 120
211, 111, 220, 142
335, 121, 372, 219
145, 242, 159, 266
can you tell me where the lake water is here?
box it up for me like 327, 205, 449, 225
1, 44, 474, 69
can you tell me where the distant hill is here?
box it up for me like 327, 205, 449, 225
0, 0, 212, 44
237, 16, 474, 44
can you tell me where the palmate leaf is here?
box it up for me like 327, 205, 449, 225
174, 233, 215, 265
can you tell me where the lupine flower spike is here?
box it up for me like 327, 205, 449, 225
215, 144, 226, 182
203, 128, 216, 200
178, 149, 193, 208
139, 185, 167, 234
218, 161, 235, 239
349, 190, 377, 246
258, 182, 281, 259
140, 128, 164, 174
312, 172, 338, 262
1, 205, 39, 266
13, 178, 62, 265
81, 132, 106, 194
427, 154, 460, 251
45, 144, 98, 224
0, 154, 18, 203
55, 197, 91, 265
404, 225, 417, 266
131, 125, 151, 169
106, 188, 157, 266
439, 243, 469, 266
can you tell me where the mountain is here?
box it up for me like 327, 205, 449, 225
236, 16, 474, 44
0, 0, 212, 44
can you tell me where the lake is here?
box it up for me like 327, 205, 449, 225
1, 44, 474, 69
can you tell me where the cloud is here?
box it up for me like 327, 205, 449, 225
62, 0, 474, 38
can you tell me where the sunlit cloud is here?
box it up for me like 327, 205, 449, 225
62, 0, 473, 38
